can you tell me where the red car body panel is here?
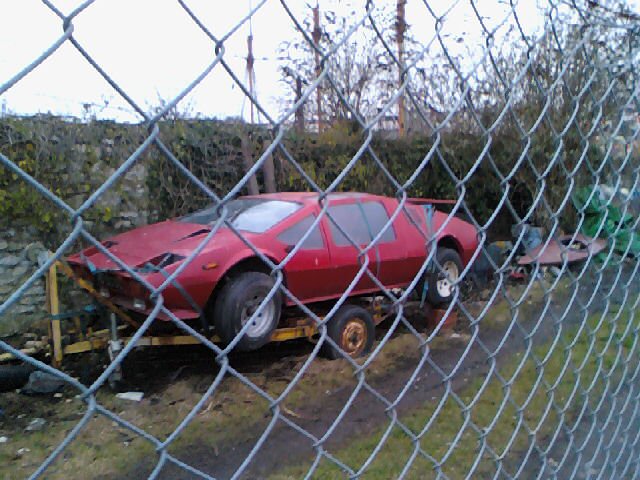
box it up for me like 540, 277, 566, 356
66, 192, 479, 321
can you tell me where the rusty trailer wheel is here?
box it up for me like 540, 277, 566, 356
323, 305, 375, 360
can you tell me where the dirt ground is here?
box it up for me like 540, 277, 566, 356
1, 263, 636, 479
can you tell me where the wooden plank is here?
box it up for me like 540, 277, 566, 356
0, 348, 38, 363
63, 338, 108, 355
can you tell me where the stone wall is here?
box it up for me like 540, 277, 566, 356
0, 159, 149, 338
0, 229, 48, 337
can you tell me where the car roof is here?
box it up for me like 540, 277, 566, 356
241, 191, 389, 204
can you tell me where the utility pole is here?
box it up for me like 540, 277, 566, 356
396, 0, 407, 137
312, 3, 324, 132
244, 12, 276, 193
241, 18, 260, 195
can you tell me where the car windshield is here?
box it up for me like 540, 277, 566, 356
179, 199, 301, 233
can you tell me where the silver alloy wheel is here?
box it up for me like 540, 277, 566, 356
436, 260, 460, 298
240, 294, 276, 339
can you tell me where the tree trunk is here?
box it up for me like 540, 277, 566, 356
312, 4, 324, 132
240, 131, 260, 195
263, 153, 277, 193
295, 76, 305, 133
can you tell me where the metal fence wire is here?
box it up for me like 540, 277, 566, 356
2, 0, 640, 478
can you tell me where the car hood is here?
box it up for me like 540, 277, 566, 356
67, 220, 238, 271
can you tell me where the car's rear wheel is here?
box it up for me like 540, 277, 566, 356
426, 248, 463, 306
212, 272, 281, 351
322, 305, 375, 360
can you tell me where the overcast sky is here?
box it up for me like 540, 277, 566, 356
1, 0, 628, 124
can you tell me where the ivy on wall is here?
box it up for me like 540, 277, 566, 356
1, 114, 604, 247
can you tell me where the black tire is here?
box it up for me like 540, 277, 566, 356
212, 272, 281, 351
322, 305, 375, 360
426, 248, 463, 306
471, 242, 503, 288
0, 364, 35, 392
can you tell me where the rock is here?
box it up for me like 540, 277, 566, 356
0, 239, 7, 251
114, 220, 132, 230
25, 418, 46, 432
19, 296, 37, 306
23, 242, 45, 262
126, 164, 146, 183
90, 162, 103, 175
9, 305, 36, 315
115, 392, 144, 402
23, 285, 45, 297
11, 264, 29, 278
0, 284, 13, 296
22, 371, 66, 395
15, 447, 30, 458
6, 242, 22, 253
0, 274, 13, 286
0, 436, 7, 443
0, 256, 20, 267
68, 194, 86, 210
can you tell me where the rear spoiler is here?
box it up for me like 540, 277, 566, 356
407, 198, 456, 206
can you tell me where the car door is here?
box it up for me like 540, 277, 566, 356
359, 199, 409, 287
324, 200, 378, 294
276, 214, 333, 302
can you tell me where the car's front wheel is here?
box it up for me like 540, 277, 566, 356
212, 272, 281, 351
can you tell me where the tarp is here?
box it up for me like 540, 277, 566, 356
572, 186, 640, 258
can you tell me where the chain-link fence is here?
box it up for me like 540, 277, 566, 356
2, 0, 640, 478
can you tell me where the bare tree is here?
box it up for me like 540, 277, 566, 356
278, 3, 398, 129
396, 0, 407, 136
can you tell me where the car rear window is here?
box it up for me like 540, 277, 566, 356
361, 201, 396, 243
327, 203, 370, 246
180, 199, 301, 233
327, 201, 395, 246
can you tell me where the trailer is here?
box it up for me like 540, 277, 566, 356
1, 256, 456, 388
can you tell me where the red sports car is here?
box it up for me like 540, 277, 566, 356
67, 192, 478, 354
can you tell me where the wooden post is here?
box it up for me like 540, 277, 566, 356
46, 259, 63, 367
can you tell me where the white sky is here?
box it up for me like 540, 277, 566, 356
1, 0, 631, 123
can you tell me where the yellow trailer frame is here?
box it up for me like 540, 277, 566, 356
1, 258, 384, 366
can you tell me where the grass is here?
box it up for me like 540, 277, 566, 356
0, 316, 463, 479
0, 372, 278, 479
1, 275, 632, 479
270, 304, 639, 479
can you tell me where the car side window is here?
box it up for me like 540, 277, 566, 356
404, 206, 426, 233
327, 203, 370, 246
361, 201, 396, 243
277, 215, 324, 249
